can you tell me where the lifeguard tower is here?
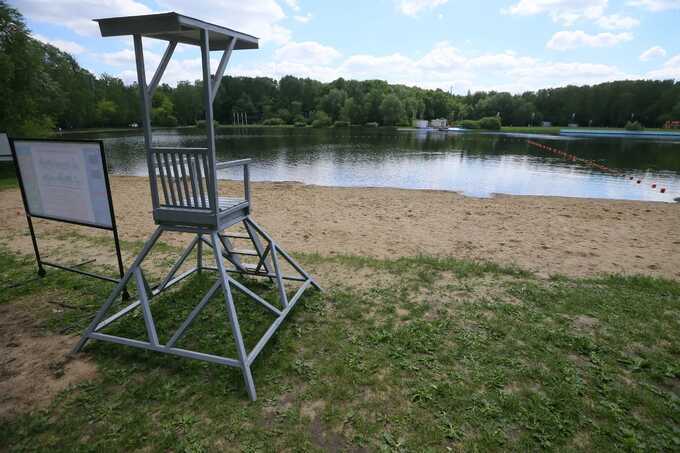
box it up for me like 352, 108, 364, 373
72, 12, 321, 401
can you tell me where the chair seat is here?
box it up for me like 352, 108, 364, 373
182, 196, 247, 212
215, 197, 247, 212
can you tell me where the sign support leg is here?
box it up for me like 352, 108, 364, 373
25, 213, 46, 277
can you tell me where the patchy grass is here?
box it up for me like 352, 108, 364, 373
0, 245, 678, 452
0, 162, 18, 190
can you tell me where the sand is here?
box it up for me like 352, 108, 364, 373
1, 176, 678, 280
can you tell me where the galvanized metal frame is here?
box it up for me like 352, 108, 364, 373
9, 138, 129, 298
73, 217, 322, 401
76, 14, 320, 401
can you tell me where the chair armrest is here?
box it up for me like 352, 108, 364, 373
215, 158, 252, 170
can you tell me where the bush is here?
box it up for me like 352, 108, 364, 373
195, 120, 220, 129
365, 122, 379, 128
15, 116, 55, 137
262, 117, 285, 126
311, 111, 332, 128
479, 116, 502, 130
294, 121, 307, 128
458, 120, 480, 129
625, 120, 644, 131
333, 120, 350, 127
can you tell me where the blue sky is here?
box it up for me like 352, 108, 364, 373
9, 0, 680, 93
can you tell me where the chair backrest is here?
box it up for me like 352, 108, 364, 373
152, 147, 216, 211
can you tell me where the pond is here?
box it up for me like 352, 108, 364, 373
68, 127, 680, 202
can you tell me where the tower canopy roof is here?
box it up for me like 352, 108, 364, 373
94, 12, 259, 50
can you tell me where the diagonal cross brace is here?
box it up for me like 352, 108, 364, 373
210, 37, 236, 104
148, 40, 177, 99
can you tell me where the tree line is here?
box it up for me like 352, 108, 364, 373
2, 2, 680, 137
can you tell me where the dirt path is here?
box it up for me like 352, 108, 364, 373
1, 176, 678, 279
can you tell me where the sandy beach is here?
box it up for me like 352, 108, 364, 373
1, 176, 678, 280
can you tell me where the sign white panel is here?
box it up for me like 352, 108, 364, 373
12, 140, 113, 228
0, 133, 10, 161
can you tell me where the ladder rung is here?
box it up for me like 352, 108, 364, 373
242, 263, 267, 273
231, 249, 259, 256
223, 232, 250, 239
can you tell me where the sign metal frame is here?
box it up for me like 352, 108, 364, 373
10, 138, 128, 298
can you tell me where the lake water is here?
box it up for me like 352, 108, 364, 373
71, 127, 680, 202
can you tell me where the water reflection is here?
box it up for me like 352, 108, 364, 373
73, 127, 680, 202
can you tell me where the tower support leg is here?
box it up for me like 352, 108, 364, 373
211, 232, 257, 401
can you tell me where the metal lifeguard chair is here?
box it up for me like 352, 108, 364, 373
72, 12, 321, 401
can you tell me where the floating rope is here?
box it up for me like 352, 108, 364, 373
526, 140, 671, 196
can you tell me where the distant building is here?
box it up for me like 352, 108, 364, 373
430, 118, 447, 128
664, 120, 680, 129
567, 123, 579, 128
413, 119, 428, 129
541, 121, 552, 127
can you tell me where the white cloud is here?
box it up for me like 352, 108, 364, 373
100, 45, 226, 85
546, 30, 633, 50
33, 33, 86, 54
282, 0, 300, 11
230, 41, 630, 94
503, 0, 608, 25
274, 41, 341, 65
397, 0, 449, 16
639, 46, 667, 61
156, 0, 291, 45
17, 0, 294, 45
13, 0, 151, 36
596, 14, 640, 29
647, 54, 680, 78
627, 0, 680, 11
99, 37, 633, 93
294, 13, 312, 23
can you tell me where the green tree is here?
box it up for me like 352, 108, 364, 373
95, 100, 118, 125
0, 2, 54, 135
380, 94, 404, 126
311, 110, 331, 127
319, 88, 347, 121
172, 81, 202, 125
340, 97, 363, 124
152, 91, 177, 127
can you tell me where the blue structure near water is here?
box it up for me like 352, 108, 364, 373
560, 129, 680, 139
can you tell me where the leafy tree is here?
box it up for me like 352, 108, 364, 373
311, 110, 331, 127
3, 0, 680, 133
340, 97, 363, 124
172, 81, 202, 125
95, 100, 118, 126
380, 94, 404, 126
0, 2, 53, 135
319, 88, 347, 121
152, 91, 177, 127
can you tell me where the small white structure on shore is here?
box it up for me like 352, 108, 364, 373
430, 118, 447, 128
413, 119, 428, 129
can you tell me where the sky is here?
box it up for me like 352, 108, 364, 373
8, 0, 680, 94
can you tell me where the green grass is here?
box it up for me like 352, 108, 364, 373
0, 162, 18, 190
0, 246, 678, 452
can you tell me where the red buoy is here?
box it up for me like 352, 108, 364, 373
660, 188, 666, 193
652, 184, 657, 188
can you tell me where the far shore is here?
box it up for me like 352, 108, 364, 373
50, 124, 677, 136
1, 176, 678, 280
